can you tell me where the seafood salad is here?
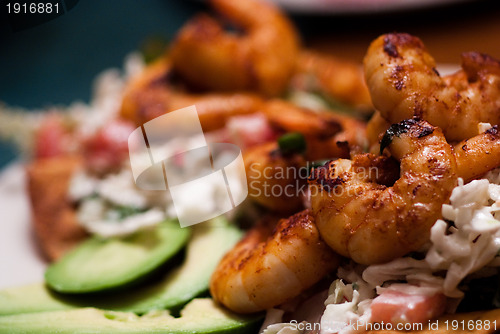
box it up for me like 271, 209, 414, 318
2, 0, 500, 334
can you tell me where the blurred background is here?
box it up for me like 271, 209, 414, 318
1, 0, 500, 167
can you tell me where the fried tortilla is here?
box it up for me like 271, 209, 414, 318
26, 156, 88, 261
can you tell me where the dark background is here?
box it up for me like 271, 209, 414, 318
1, 0, 500, 167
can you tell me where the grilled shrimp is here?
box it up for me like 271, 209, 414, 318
366, 111, 391, 153
364, 33, 500, 141
454, 125, 500, 182
293, 50, 373, 112
243, 102, 367, 212
244, 142, 306, 213
170, 0, 300, 97
264, 100, 368, 160
308, 119, 457, 264
210, 210, 339, 313
120, 57, 264, 131
366, 114, 500, 181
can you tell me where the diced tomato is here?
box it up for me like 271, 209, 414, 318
172, 150, 184, 168
83, 119, 136, 174
370, 290, 446, 324
34, 114, 72, 159
226, 113, 277, 149
205, 127, 232, 145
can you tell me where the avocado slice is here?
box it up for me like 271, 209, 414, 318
0, 298, 262, 334
0, 217, 241, 315
45, 220, 190, 294
93, 217, 242, 313
0, 284, 77, 315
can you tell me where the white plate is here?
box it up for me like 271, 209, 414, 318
253, 0, 472, 14
0, 162, 46, 289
